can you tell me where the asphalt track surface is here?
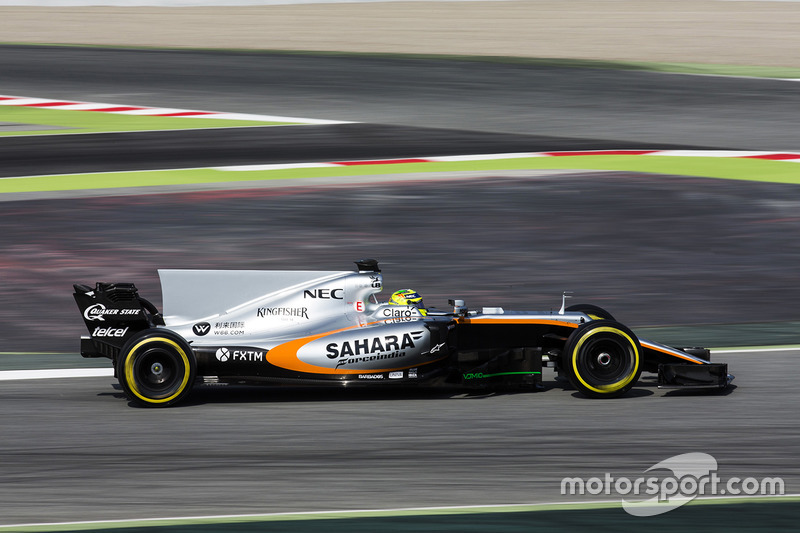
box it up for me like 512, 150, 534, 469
1, 350, 798, 528
0, 125, 728, 178
1, 46, 800, 528
2, 45, 800, 151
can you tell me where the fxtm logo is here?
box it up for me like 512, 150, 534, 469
215, 348, 265, 362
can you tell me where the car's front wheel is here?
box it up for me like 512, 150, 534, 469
116, 329, 196, 407
562, 320, 641, 398
565, 303, 616, 321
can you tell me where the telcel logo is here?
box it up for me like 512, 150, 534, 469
92, 326, 129, 338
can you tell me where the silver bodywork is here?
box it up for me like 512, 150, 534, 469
159, 268, 439, 373
159, 268, 712, 373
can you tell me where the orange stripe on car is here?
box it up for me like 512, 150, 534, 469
266, 321, 446, 375
641, 341, 704, 364
457, 318, 581, 328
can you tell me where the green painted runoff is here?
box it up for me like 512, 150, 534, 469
0, 106, 296, 136
1, 156, 798, 194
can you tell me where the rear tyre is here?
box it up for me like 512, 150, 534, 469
565, 303, 615, 321
116, 329, 196, 407
563, 320, 641, 398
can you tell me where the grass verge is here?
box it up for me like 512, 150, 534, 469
1, 156, 798, 194
0, 106, 295, 136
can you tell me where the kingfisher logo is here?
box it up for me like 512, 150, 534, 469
256, 307, 309, 319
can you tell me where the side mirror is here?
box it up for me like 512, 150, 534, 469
448, 299, 467, 316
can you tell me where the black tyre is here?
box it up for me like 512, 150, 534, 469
565, 303, 615, 321
562, 320, 642, 398
116, 329, 196, 407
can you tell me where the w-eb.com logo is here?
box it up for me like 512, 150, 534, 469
560, 452, 785, 516
193, 322, 211, 336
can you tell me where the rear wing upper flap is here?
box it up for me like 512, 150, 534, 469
73, 282, 164, 338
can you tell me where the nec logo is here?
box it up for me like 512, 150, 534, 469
304, 289, 344, 299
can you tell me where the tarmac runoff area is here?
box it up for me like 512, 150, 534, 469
2, 1, 800, 70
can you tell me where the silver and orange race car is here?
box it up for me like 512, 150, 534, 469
73, 259, 732, 407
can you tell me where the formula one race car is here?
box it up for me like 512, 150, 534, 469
73, 259, 733, 407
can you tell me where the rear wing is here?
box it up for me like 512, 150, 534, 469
73, 282, 163, 359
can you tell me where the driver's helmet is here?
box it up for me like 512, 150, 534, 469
389, 289, 427, 316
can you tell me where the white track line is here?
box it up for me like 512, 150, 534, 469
0, 368, 113, 381
0, 345, 795, 381
712, 347, 800, 354
0, 94, 352, 125
2, 494, 798, 530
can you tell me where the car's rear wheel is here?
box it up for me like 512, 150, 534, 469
116, 329, 196, 407
562, 320, 641, 398
565, 303, 616, 321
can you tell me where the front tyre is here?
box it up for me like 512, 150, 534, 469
565, 303, 615, 321
563, 320, 642, 399
116, 329, 196, 407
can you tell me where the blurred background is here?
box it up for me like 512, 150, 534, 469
1, 0, 800, 528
